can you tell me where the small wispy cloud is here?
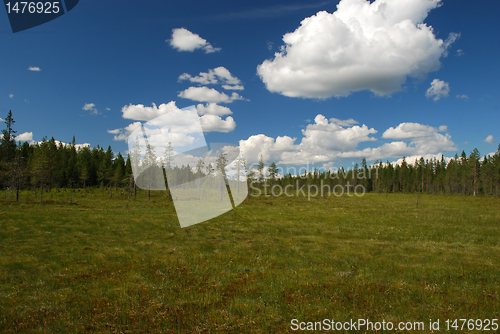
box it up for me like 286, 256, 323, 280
484, 135, 495, 145
28, 66, 41, 71
426, 79, 450, 102
9, 94, 14, 99
83, 103, 100, 115
169, 28, 220, 53
456, 94, 469, 100
457, 49, 464, 56
212, 1, 334, 20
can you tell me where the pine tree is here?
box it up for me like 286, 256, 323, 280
257, 155, 264, 185
1, 110, 17, 162
469, 148, 481, 196
216, 151, 229, 201
235, 156, 246, 194
267, 162, 278, 195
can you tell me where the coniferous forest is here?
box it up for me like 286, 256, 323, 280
1, 110, 499, 201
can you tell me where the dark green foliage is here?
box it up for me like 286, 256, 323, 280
0, 110, 499, 197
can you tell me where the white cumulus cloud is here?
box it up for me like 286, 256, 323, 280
15, 132, 34, 143
239, 117, 455, 166
112, 101, 236, 141
122, 101, 179, 121
199, 115, 236, 133
257, 0, 456, 99
300, 115, 377, 152
178, 86, 243, 103
484, 135, 495, 145
426, 79, 450, 101
222, 85, 244, 91
382, 122, 446, 139
196, 103, 233, 116
28, 66, 41, 71
178, 67, 241, 86
169, 28, 220, 53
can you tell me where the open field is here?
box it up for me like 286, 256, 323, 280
0, 189, 499, 333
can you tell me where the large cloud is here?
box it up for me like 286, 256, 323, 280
169, 28, 220, 53
257, 0, 457, 98
239, 116, 455, 166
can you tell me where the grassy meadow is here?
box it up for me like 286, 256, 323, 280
0, 188, 499, 333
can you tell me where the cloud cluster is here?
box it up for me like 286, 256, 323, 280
426, 79, 450, 101
257, 0, 457, 98
177, 67, 245, 127
169, 28, 220, 53
110, 101, 236, 141
178, 66, 244, 106
239, 116, 455, 167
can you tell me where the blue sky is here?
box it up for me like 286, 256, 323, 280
1, 0, 499, 169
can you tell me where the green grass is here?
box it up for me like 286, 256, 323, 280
0, 189, 499, 333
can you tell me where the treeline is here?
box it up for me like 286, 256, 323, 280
1, 110, 500, 200
270, 150, 500, 197
0, 111, 199, 201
